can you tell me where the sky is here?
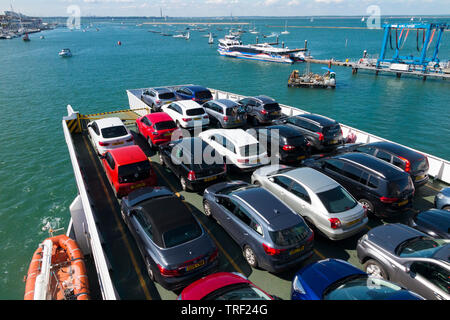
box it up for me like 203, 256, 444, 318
2, 0, 450, 17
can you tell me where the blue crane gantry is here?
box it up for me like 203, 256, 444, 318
377, 23, 449, 71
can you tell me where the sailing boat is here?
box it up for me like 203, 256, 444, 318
208, 32, 214, 44
281, 21, 290, 35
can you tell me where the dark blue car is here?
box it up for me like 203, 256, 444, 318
174, 85, 213, 104
291, 258, 424, 300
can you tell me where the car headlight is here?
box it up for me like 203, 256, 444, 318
436, 193, 444, 199
292, 275, 306, 295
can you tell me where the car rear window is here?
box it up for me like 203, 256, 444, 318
101, 126, 128, 138
269, 223, 308, 246
322, 124, 341, 136
155, 120, 177, 131
387, 177, 412, 197
411, 157, 429, 172
263, 103, 281, 111
286, 136, 308, 146
239, 143, 266, 157
195, 90, 213, 100
186, 108, 206, 116
317, 186, 358, 214
159, 92, 175, 100
162, 222, 202, 248
118, 161, 151, 183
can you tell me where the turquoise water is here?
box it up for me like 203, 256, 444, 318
0, 17, 449, 299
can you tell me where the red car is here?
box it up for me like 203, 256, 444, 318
136, 112, 178, 148
177, 272, 276, 300
101, 145, 157, 198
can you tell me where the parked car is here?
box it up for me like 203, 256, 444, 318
278, 113, 344, 151
248, 125, 311, 164
237, 95, 282, 126
252, 165, 368, 240
304, 152, 415, 218
161, 100, 209, 130
100, 145, 157, 198
158, 137, 227, 191
178, 272, 275, 300
174, 85, 213, 104
203, 99, 248, 128
199, 129, 269, 172
141, 87, 177, 112
121, 187, 219, 291
407, 209, 450, 239
135, 112, 178, 148
291, 258, 424, 300
334, 141, 430, 188
203, 181, 314, 272
87, 117, 134, 155
435, 187, 450, 211
357, 223, 450, 300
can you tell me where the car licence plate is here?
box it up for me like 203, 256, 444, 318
346, 218, 361, 227
415, 175, 424, 181
297, 155, 306, 160
131, 183, 146, 190
204, 176, 217, 182
194, 117, 202, 120
112, 141, 124, 146
186, 260, 205, 272
289, 246, 304, 255
163, 132, 171, 137
331, 139, 337, 144
271, 111, 280, 116
398, 199, 408, 206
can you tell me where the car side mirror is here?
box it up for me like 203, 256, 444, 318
268, 177, 274, 182
99, 154, 106, 160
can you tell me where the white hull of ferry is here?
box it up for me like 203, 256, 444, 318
218, 49, 293, 64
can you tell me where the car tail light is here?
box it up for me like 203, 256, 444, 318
237, 159, 249, 164
282, 145, 296, 151
380, 196, 399, 203
262, 243, 286, 256
208, 248, 219, 262
317, 132, 324, 141
99, 141, 110, 146
260, 109, 268, 115
398, 156, 411, 172
188, 170, 196, 181
126, 136, 134, 142
223, 163, 227, 172
157, 264, 180, 277
329, 218, 342, 229
307, 231, 314, 242
203, 115, 209, 119
155, 100, 161, 104
223, 116, 229, 122
182, 118, 192, 122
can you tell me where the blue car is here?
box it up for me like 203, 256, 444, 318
291, 259, 424, 300
435, 187, 450, 211
174, 85, 213, 104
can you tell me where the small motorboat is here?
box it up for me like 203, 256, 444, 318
288, 66, 336, 89
23, 33, 30, 41
24, 234, 90, 300
59, 48, 72, 57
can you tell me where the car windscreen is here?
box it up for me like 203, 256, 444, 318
269, 223, 308, 246
396, 237, 449, 259
317, 186, 358, 214
162, 222, 202, 248
186, 108, 206, 116
263, 103, 281, 111
195, 90, 213, 99
101, 126, 128, 138
158, 92, 175, 100
205, 283, 272, 300
239, 143, 266, 157
322, 124, 341, 136
118, 161, 151, 183
387, 177, 412, 196
154, 120, 177, 131
411, 157, 429, 172
323, 275, 405, 300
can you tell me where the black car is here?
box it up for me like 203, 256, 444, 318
248, 125, 311, 164
304, 152, 415, 218
158, 137, 227, 191
279, 113, 344, 151
407, 209, 450, 239
121, 187, 219, 291
237, 95, 282, 126
334, 141, 430, 188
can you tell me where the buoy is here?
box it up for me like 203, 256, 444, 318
118, 41, 122, 46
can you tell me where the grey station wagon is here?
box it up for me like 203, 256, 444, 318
203, 99, 248, 128
203, 181, 314, 272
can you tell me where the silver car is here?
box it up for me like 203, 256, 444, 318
203, 99, 248, 128
141, 87, 178, 112
435, 187, 450, 211
251, 165, 368, 240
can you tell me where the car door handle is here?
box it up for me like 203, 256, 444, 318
243, 232, 248, 236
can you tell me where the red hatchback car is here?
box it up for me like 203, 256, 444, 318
177, 272, 276, 300
136, 112, 178, 148
101, 145, 157, 198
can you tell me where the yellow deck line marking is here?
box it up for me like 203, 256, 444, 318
83, 136, 153, 300
424, 184, 442, 193
314, 249, 326, 260
149, 157, 244, 274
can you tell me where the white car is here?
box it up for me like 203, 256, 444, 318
251, 165, 368, 240
87, 117, 134, 155
199, 129, 269, 171
161, 100, 209, 129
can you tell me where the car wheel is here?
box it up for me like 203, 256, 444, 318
203, 200, 212, 217
243, 246, 258, 268
145, 257, 155, 281
180, 176, 188, 191
442, 205, 450, 212
364, 259, 388, 280
359, 199, 374, 214
147, 137, 154, 149
253, 180, 261, 186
